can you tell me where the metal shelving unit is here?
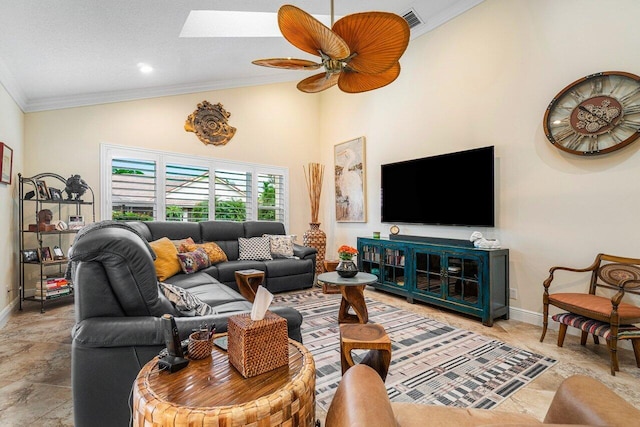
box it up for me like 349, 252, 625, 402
18, 172, 94, 312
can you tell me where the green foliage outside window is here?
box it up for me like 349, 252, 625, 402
112, 211, 153, 221
258, 178, 276, 220
165, 205, 184, 221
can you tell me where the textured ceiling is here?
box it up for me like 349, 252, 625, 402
0, 0, 483, 112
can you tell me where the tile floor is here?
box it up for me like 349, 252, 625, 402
1, 287, 639, 426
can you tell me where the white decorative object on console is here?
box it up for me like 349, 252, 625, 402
469, 231, 501, 249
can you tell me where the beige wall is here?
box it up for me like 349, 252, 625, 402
320, 0, 640, 321
24, 82, 322, 239
17, 0, 640, 322
0, 82, 24, 316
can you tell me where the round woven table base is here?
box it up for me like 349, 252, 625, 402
132, 338, 316, 427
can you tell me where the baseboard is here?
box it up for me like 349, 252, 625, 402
0, 297, 18, 330
509, 306, 633, 350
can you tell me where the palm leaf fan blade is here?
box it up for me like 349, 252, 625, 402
297, 72, 340, 93
332, 12, 410, 74
252, 58, 322, 70
278, 5, 350, 59
338, 62, 401, 93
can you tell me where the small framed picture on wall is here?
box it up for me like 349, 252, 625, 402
0, 142, 13, 184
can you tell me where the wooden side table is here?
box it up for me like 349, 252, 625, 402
340, 323, 392, 381
321, 260, 341, 294
316, 272, 377, 323
132, 335, 316, 427
234, 269, 265, 303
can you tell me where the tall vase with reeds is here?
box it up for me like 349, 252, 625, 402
303, 163, 326, 275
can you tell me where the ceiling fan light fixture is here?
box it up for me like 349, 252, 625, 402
253, 2, 410, 94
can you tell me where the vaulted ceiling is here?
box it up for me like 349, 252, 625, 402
0, 0, 483, 112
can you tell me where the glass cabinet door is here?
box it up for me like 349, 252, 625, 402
414, 251, 443, 297
383, 246, 406, 288
445, 254, 481, 306
359, 243, 382, 282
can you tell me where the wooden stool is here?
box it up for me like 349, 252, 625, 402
340, 323, 391, 381
234, 269, 265, 303
320, 260, 340, 294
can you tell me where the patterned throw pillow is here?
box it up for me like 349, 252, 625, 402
181, 242, 228, 264
238, 237, 273, 261
149, 237, 182, 281
158, 281, 216, 316
171, 237, 195, 252
176, 247, 211, 274
263, 234, 296, 258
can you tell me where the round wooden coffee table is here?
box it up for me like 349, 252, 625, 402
132, 335, 316, 426
317, 271, 377, 323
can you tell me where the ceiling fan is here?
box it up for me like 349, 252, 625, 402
252, 2, 410, 93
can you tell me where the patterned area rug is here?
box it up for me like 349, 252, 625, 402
273, 289, 556, 411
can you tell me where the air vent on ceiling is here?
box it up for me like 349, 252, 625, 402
402, 8, 424, 29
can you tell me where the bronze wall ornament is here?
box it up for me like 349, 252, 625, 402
185, 101, 237, 146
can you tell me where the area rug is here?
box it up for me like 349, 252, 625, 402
273, 289, 556, 411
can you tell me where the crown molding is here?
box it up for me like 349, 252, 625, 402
22, 73, 301, 112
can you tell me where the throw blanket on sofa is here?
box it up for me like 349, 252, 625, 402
65, 220, 155, 280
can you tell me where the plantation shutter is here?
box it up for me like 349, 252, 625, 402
111, 158, 156, 221
257, 172, 285, 222
165, 164, 210, 222
213, 169, 252, 221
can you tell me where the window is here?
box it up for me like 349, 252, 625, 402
101, 144, 288, 226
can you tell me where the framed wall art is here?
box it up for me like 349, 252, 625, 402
334, 136, 366, 223
0, 142, 13, 184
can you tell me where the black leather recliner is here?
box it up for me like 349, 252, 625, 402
70, 223, 304, 427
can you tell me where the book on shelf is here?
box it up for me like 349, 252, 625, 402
35, 286, 71, 297
33, 289, 72, 300
35, 277, 70, 289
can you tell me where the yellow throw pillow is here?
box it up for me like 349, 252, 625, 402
149, 237, 182, 281
182, 242, 228, 264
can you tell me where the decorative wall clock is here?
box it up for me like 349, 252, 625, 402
543, 71, 640, 155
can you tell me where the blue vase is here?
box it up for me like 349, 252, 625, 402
336, 259, 358, 278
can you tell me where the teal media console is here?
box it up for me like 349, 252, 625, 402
357, 235, 509, 326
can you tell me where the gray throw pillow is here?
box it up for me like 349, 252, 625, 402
238, 236, 273, 261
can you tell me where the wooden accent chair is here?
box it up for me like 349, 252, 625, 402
541, 253, 640, 375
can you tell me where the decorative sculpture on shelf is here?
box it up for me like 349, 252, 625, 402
65, 174, 89, 202
185, 101, 237, 146
469, 231, 501, 249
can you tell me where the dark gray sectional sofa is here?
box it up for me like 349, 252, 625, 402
127, 219, 317, 293
69, 220, 316, 427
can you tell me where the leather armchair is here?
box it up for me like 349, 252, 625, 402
325, 364, 640, 427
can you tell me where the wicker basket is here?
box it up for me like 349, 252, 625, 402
227, 311, 289, 378
188, 332, 214, 360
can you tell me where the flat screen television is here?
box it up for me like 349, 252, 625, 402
381, 146, 495, 227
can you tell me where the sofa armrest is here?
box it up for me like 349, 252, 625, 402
325, 364, 397, 427
543, 375, 640, 425
72, 315, 223, 348
293, 243, 317, 259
